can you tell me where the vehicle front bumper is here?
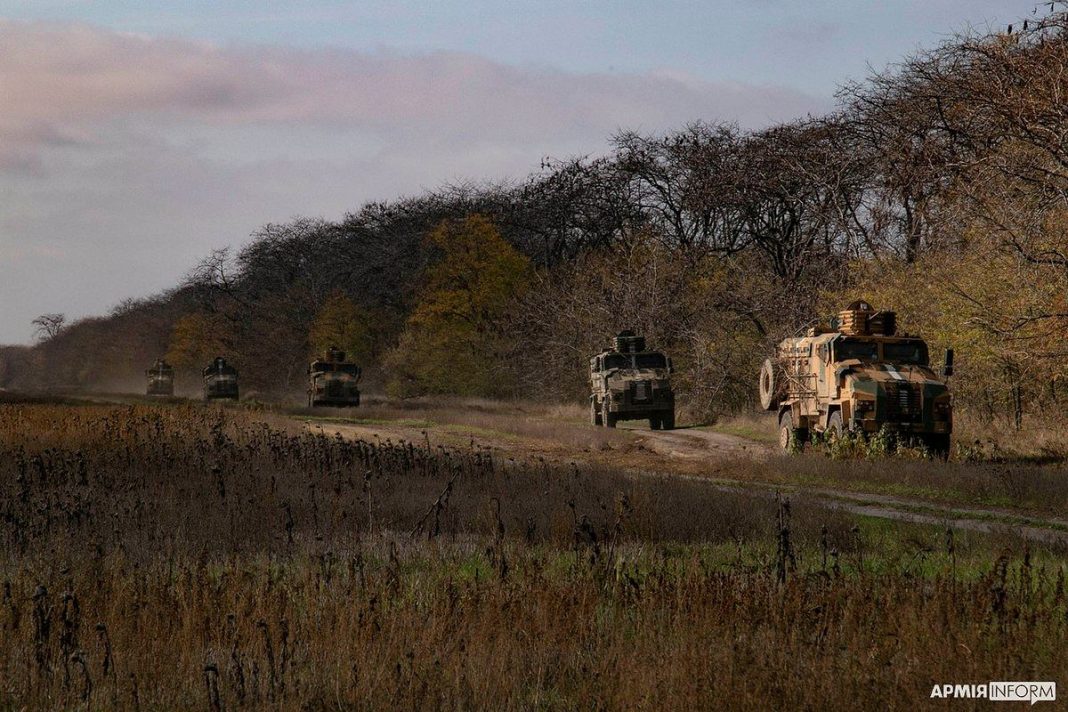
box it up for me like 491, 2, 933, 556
855, 419, 951, 434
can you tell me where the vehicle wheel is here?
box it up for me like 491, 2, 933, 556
778, 410, 807, 452
778, 411, 793, 451
591, 399, 603, 426
661, 411, 675, 430
603, 402, 617, 428
925, 434, 951, 460
649, 416, 661, 430
826, 411, 845, 442
759, 359, 780, 411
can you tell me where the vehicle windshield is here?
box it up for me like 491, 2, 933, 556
603, 354, 629, 369
316, 363, 359, 375
834, 339, 879, 362
883, 341, 929, 365
634, 353, 667, 369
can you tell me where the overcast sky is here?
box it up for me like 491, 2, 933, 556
0, 0, 1028, 343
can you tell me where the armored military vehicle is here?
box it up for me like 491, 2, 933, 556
145, 358, 174, 398
590, 331, 675, 429
203, 357, 239, 401
760, 300, 953, 456
307, 346, 361, 407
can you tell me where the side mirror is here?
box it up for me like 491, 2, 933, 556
942, 348, 954, 377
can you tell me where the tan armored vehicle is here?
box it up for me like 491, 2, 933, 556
590, 331, 675, 429
308, 346, 361, 407
203, 357, 239, 401
145, 358, 174, 398
760, 300, 953, 456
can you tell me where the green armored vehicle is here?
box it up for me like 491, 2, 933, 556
307, 346, 361, 407
203, 357, 239, 401
760, 300, 954, 456
145, 358, 174, 398
590, 331, 675, 429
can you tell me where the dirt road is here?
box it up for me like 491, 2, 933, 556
301, 406, 1068, 545
629, 425, 772, 460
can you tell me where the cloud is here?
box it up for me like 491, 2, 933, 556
0, 20, 824, 164
0, 19, 828, 342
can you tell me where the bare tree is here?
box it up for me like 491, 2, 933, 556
31, 313, 66, 342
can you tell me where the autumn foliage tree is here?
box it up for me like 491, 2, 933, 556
166, 313, 229, 369
386, 216, 530, 397
308, 291, 373, 364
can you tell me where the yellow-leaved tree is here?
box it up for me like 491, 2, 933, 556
308, 291, 373, 364
855, 211, 1067, 426
166, 313, 229, 369
386, 215, 530, 397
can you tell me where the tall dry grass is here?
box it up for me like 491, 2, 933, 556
0, 403, 1064, 710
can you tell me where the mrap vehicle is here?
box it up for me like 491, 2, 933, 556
307, 346, 361, 407
203, 357, 239, 401
759, 300, 954, 456
145, 358, 174, 397
590, 331, 675, 429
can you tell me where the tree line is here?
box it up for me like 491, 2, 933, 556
5, 8, 1068, 426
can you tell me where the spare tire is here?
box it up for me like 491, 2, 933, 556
759, 358, 780, 411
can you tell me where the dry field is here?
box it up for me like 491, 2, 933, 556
0, 401, 1065, 709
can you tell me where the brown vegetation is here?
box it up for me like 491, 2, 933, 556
0, 402, 1065, 709
6, 7, 1068, 436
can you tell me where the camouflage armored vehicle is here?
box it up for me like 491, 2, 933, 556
307, 346, 361, 407
145, 358, 174, 398
759, 300, 954, 456
203, 357, 239, 401
590, 331, 675, 429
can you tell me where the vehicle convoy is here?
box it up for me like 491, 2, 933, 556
307, 346, 361, 407
759, 300, 954, 455
203, 357, 239, 401
145, 358, 174, 397
590, 331, 675, 429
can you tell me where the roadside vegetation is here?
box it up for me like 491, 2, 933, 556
5, 9, 1068, 452
1, 402, 1066, 709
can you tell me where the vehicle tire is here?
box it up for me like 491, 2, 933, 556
778, 410, 807, 452
778, 410, 793, 451
925, 434, 951, 460
661, 411, 675, 430
649, 416, 661, 430
603, 402, 617, 428
591, 399, 603, 426
759, 359, 780, 411
826, 411, 845, 442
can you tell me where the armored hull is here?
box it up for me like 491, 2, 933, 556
203, 357, 239, 401
761, 301, 953, 456
308, 347, 361, 408
145, 359, 174, 398
589, 331, 675, 429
